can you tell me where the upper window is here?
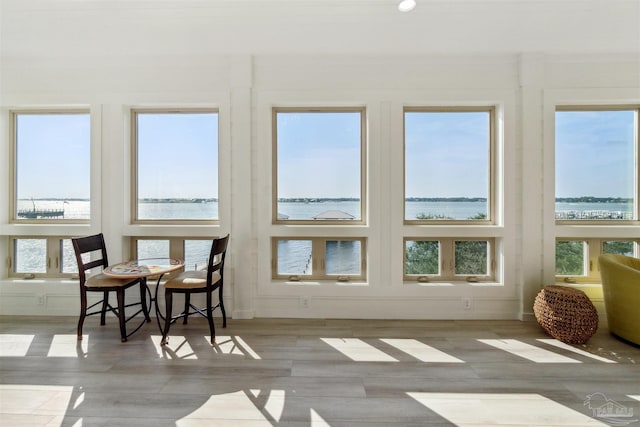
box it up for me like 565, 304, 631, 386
273, 108, 365, 224
555, 107, 638, 222
11, 111, 91, 222
132, 109, 219, 223
404, 108, 494, 223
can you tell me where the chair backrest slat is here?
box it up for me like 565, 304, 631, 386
72, 233, 109, 287
207, 234, 229, 287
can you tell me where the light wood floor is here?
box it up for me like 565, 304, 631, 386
1, 315, 639, 426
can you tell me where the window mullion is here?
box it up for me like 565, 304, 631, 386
44, 238, 56, 275
313, 238, 325, 279
441, 239, 453, 279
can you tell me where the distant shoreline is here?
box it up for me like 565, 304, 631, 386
19, 197, 631, 203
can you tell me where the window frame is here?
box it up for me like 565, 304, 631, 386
10, 109, 91, 224
130, 108, 220, 225
403, 106, 496, 225
555, 238, 639, 284
130, 236, 217, 272
271, 236, 367, 282
403, 237, 496, 282
271, 106, 367, 225
554, 105, 639, 226
8, 236, 78, 279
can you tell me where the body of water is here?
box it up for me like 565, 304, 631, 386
14, 199, 634, 274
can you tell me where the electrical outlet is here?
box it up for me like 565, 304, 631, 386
37, 294, 46, 306
463, 298, 471, 310
300, 296, 310, 308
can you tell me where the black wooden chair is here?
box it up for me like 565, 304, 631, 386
72, 233, 150, 342
161, 234, 229, 346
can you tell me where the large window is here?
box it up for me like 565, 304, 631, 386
272, 237, 366, 281
404, 108, 494, 223
11, 110, 91, 222
555, 107, 638, 223
554, 106, 638, 283
404, 238, 496, 282
133, 109, 219, 223
273, 108, 365, 224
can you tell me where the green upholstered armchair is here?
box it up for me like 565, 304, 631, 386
598, 254, 640, 345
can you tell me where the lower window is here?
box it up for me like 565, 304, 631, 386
555, 238, 638, 283
404, 238, 496, 282
9, 237, 78, 278
272, 237, 366, 281
132, 237, 215, 271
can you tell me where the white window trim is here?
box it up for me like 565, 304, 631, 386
403, 106, 496, 226
8, 236, 78, 279
404, 237, 496, 282
543, 89, 640, 285
271, 236, 367, 282
555, 238, 639, 284
271, 106, 367, 226
9, 108, 92, 225
130, 107, 221, 225
554, 105, 639, 226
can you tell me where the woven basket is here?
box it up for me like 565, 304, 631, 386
533, 285, 598, 344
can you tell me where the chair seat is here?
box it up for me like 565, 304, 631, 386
86, 273, 138, 288
164, 270, 221, 290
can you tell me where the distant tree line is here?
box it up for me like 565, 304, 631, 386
139, 198, 218, 203
278, 197, 359, 202
555, 197, 631, 203
405, 212, 489, 276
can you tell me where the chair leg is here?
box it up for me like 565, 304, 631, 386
183, 293, 190, 324
116, 289, 127, 342
161, 290, 174, 346
78, 291, 88, 340
219, 286, 227, 328
139, 279, 151, 322
100, 291, 109, 325
206, 291, 216, 345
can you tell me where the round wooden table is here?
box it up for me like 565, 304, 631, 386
105, 258, 184, 335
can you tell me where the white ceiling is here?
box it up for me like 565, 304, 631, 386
1, 0, 639, 57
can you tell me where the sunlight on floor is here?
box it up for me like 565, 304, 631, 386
536, 339, 617, 363
151, 335, 197, 359
310, 408, 331, 426
0, 384, 74, 426
381, 338, 465, 363
1, 333, 621, 365
177, 389, 285, 424
0, 334, 34, 357
47, 335, 88, 358
214, 335, 262, 359
321, 338, 398, 362
408, 392, 609, 426
479, 339, 581, 363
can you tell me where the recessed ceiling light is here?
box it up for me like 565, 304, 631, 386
398, 0, 416, 12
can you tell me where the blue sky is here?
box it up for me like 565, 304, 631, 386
555, 110, 634, 198
16, 112, 218, 200
405, 111, 489, 198
277, 111, 361, 199
15, 109, 636, 200
137, 112, 218, 199
16, 113, 90, 199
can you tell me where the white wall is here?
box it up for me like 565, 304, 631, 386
1, 1, 639, 321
